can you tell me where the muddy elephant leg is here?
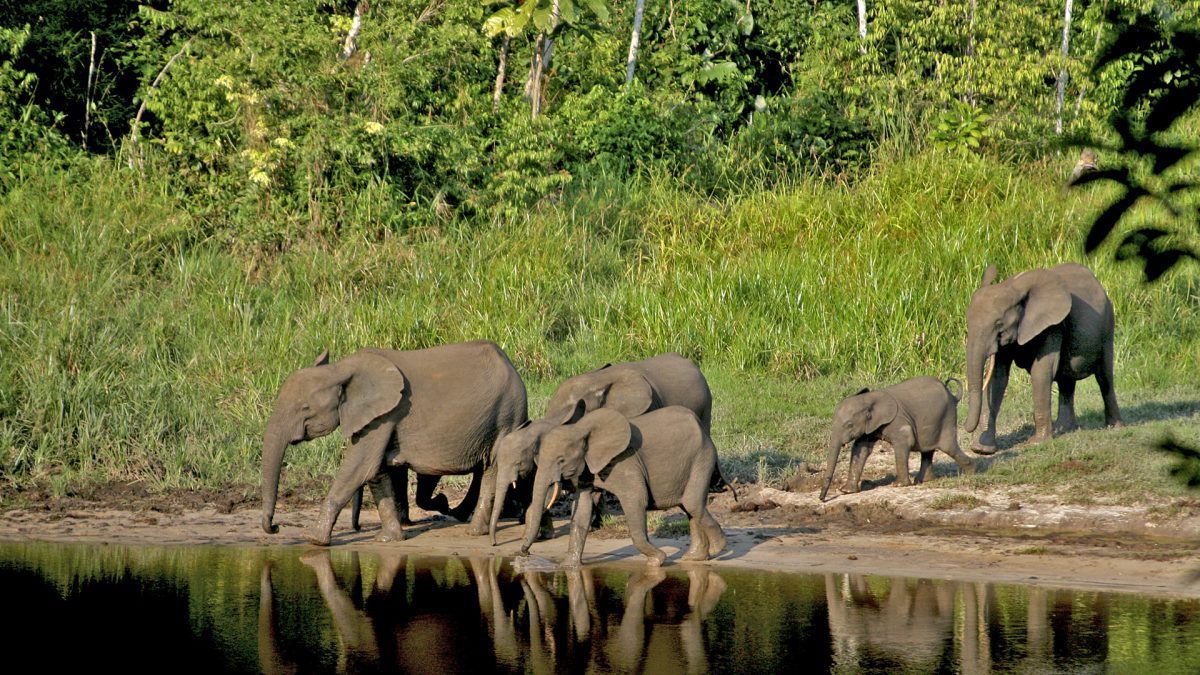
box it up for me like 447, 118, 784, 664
311, 424, 392, 546
393, 465, 412, 525
680, 478, 714, 561
974, 359, 1010, 453
939, 431, 977, 477
915, 451, 935, 484
892, 442, 913, 487
845, 439, 872, 493
465, 462, 499, 536
1054, 377, 1078, 435
368, 472, 405, 542
701, 509, 726, 556
1097, 334, 1122, 427
1029, 335, 1062, 444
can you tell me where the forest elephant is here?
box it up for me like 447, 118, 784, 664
489, 352, 713, 544
518, 406, 729, 567
821, 377, 976, 501
964, 263, 1121, 454
259, 340, 528, 545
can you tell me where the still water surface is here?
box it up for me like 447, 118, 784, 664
2, 542, 1198, 673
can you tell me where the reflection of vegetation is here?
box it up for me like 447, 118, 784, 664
3, 544, 1200, 671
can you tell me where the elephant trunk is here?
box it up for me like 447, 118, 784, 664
965, 338, 993, 433
819, 434, 843, 502
520, 466, 558, 553
260, 412, 291, 535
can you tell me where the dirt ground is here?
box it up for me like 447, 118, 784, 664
4, 453, 1199, 600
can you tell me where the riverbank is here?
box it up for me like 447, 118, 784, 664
3, 473, 1197, 599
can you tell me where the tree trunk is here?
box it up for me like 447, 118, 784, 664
84, 31, 97, 149
492, 34, 510, 113
1054, 0, 1075, 135
625, 0, 646, 85
530, 0, 562, 119
128, 39, 192, 170
857, 0, 868, 53
340, 1, 368, 61
965, 0, 978, 105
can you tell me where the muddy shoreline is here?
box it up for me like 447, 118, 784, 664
3, 479, 1198, 599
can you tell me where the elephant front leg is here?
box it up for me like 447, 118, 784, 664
564, 486, 595, 567
973, 359, 1011, 454
311, 426, 392, 546
845, 439, 872, 493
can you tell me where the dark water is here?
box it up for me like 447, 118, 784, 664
3, 542, 1199, 674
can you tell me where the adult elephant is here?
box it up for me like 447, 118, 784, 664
487, 352, 713, 543
964, 263, 1121, 454
260, 340, 528, 545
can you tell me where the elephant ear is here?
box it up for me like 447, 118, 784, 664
336, 351, 407, 440
1018, 276, 1072, 345
582, 409, 633, 476
865, 393, 899, 434
979, 264, 999, 288
603, 369, 656, 418
313, 348, 331, 367
560, 398, 588, 425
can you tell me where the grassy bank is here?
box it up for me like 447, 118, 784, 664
2, 150, 1198, 501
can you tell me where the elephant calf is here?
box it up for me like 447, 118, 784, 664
821, 377, 976, 501
519, 405, 730, 567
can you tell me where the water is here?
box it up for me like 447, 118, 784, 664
2, 542, 1198, 673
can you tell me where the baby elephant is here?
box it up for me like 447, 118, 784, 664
821, 377, 976, 501
519, 405, 729, 567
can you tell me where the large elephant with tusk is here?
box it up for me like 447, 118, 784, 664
259, 340, 527, 545
964, 263, 1121, 454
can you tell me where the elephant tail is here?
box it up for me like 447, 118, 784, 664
709, 464, 738, 502
944, 377, 964, 403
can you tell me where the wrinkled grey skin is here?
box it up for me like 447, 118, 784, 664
821, 377, 976, 501
260, 340, 527, 545
489, 353, 712, 544
964, 263, 1121, 454
519, 406, 729, 567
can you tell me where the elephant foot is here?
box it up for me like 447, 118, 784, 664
1106, 419, 1124, 429
1053, 421, 1079, 435
645, 551, 667, 567
681, 549, 709, 562
377, 526, 405, 543
1030, 430, 1052, 444
305, 535, 332, 547
537, 523, 555, 541
961, 460, 978, 475
465, 521, 488, 536
971, 440, 999, 455
447, 506, 474, 523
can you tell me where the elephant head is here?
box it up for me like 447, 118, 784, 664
820, 388, 898, 501
519, 407, 632, 553
488, 418, 559, 544
543, 365, 658, 424
963, 265, 1072, 433
261, 350, 406, 535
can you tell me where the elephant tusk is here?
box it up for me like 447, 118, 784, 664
982, 354, 996, 395
548, 482, 561, 510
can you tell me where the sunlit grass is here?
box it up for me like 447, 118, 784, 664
2, 149, 1198, 501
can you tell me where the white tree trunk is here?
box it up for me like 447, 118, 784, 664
857, 0, 867, 52
84, 31, 97, 149
341, 1, 368, 61
625, 0, 646, 84
1054, 0, 1074, 134
492, 35, 510, 113
531, 0, 562, 119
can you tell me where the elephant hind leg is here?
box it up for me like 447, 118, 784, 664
915, 451, 935, 484
1054, 377, 1079, 435
701, 508, 726, 557
1097, 335, 1122, 427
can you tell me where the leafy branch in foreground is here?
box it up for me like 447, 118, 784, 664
1069, 5, 1200, 281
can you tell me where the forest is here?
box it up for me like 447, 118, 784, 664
1, 0, 1198, 494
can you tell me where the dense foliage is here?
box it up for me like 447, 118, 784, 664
1, 1, 1198, 491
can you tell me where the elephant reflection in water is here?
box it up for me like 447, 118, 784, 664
827, 575, 1106, 674
825, 574, 958, 671
603, 567, 727, 674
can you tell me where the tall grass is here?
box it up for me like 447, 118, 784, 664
2, 149, 1198, 495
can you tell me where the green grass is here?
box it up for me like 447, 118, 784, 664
2, 149, 1198, 503
929, 493, 986, 510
